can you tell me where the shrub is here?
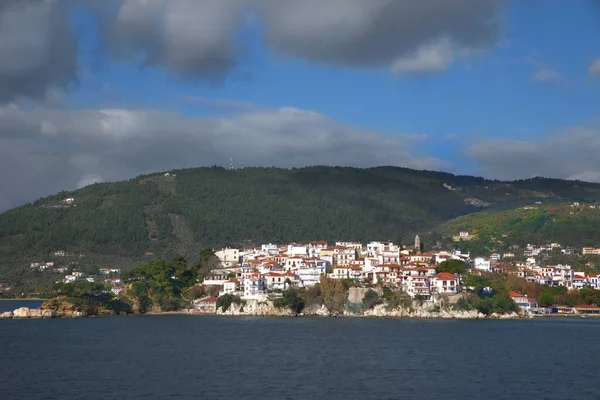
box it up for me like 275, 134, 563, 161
344, 301, 363, 314
362, 289, 381, 311
217, 294, 242, 312
453, 295, 474, 311
382, 287, 412, 311
273, 288, 305, 313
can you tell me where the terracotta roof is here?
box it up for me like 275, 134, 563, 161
435, 272, 458, 280
509, 291, 526, 298
199, 296, 218, 303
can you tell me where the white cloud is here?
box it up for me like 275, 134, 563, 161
390, 40, 454, 75
589, 58, 600, 76
77, 174, 103, 189
531, 67, 562, 84
0, 103, 449, 211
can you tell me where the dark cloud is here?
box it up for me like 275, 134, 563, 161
0, 104, 448, 211
465, 128, 600, 182
92, 0, 248, 78
0, 0, 77, 102
259, 0, 506, 72
0, 0, 508, 101
90, 0, 507, 77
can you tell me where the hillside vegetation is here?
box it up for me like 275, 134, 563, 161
2, 166, 600, 287
437, 202, 600, 256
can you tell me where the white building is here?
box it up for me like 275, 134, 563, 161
509, 292, 531, 313
473, 258, 491, 271
222, 280, 238, 295
431, 273, 459, 295
215, 248, 240, 267
297, 267, 324, 287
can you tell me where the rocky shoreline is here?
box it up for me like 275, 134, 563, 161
0, 303, 522, 319
1, 307, 62, 319
213, 299, 521, 319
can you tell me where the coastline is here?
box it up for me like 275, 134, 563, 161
0, 298, 45, 301
3, 305, 600, 319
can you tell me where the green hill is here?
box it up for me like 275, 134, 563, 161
437, 202, 600, 256
2, 165, 600, 290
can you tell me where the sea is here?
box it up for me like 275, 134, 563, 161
1, 300, 598, 400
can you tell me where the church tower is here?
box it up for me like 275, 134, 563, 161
414, 234, 421, 254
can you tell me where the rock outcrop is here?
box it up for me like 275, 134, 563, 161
217, 299, 292, 316
2, 307, 57, 318
361, 304, 487, 319
490, 311, 520, 319
39, 298, 94, 318
302, 304, 331, 316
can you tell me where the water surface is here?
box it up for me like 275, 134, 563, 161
0, 299, 43, 312
1, 316, 598, 399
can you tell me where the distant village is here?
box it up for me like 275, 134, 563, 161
12, 231, 600, 316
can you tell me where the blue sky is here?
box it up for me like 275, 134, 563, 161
0, 0, 600, 210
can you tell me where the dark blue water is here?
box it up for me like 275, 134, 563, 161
1, 316, 598, 400
0, 299, 43, 312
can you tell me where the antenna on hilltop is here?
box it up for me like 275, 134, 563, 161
241, 156, 245, 170
229, 157, 233, 170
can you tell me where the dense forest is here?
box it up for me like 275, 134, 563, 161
2, 165, 600, 287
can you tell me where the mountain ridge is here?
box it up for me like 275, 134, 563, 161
2, 165, 600, 289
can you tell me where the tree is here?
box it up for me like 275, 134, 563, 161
319, 276, 348, 313
192, 248, 221, 281
435, 259, 470, 275
538, 292, 554, 307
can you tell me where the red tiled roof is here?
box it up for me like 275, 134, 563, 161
199, 296, 218, 303
435, 272, 458, 280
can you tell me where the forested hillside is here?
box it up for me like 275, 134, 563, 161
437, 202, 600, 256
2, 165, 600, 288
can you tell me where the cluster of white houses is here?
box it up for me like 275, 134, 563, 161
28, 262, 125, 295
204, 238, 466, 301
197, 238, 600, 308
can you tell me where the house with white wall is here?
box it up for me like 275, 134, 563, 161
215, 248, 240, 267
431, 272, 459, 295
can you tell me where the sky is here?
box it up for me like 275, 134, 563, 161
1, 0, 600, 211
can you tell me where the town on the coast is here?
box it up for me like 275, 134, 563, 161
193, 235, 600, 316
13, 231, 600, 318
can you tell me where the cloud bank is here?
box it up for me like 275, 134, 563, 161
0, 104, 448, 211
0, 0, 508, 101
466, 128, 600, 182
